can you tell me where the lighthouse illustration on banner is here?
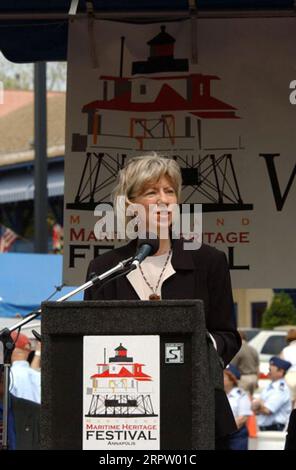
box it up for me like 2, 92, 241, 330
86, 342, 157, 417
68, 25, 252, 214
83, 336, 160, 449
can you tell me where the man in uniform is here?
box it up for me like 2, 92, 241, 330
224, 364, 252, 450
252, 356, 292, 431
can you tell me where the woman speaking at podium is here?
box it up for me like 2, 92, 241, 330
84, 153, 241, 449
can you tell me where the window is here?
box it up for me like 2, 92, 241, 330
103, 81, 108, 100
185, 116, 191, 137
252, 302, 267, 327
140, 84, 146, 95
261, 336, 287, 355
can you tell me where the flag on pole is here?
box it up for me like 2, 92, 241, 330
0, 225, 18, 253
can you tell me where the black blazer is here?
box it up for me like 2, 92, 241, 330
84, 238, 241, 441
85, 238, 241, 366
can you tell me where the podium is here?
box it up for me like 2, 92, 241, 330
41, 300, 222, 450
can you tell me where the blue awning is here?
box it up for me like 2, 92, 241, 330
0, 253, 83, 317
0, 165, 64, 203
0, 1, 294, 63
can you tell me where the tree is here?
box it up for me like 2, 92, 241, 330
47, 62, 67, 91
0, 55, 33, 90
0, 53, 66, 91
261, 291, 296, 328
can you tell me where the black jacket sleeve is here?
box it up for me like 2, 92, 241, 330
206, 250, 241, 366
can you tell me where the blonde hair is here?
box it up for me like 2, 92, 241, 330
112, 153, 182, 208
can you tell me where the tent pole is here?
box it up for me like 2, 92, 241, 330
34, 62, 48, 253
0, 10, 296, 20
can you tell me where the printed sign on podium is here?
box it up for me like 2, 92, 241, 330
83, 335, 160, 450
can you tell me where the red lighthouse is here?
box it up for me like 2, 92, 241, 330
86, 343, 156, 417
148, 25, 175, 59
109, 343, 133, 362
115, 343, 128, 358
132, 25, 188, 74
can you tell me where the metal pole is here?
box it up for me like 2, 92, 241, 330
0, 10, 296, 20
34, 62, 48, 253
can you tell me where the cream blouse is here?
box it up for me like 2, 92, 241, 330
126, 251, 175, 300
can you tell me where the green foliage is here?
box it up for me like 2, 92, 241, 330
261, 292, 296, 328
0, 53, 67, 91
0, 54, 33, 90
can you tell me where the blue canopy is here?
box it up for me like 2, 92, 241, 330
0, 253, 83, 317
0, 1, 293, 62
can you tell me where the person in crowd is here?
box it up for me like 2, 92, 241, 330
0, 365, 40, 450
231, 330, 259, 396
224, 364, 252, 450
10, 331, 41, 404
251, 356, 292, 431
84, 153, 241, 449
280, 328, 296, 407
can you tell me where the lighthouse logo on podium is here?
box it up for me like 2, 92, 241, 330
83, 335, 160, 449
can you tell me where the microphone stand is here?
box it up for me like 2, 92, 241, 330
0, 255, 134, 450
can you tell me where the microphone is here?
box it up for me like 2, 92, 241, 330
32, 330, 41, 342
131, 235, 159, 267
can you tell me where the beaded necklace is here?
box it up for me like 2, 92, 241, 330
139, 250, 172, 300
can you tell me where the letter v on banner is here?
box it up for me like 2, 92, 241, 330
260, 153, 296, 211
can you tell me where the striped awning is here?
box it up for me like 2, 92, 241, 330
0, 166, 64, 203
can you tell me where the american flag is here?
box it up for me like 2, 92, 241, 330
0, 225, 18, 253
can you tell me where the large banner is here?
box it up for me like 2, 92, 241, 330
63, 18, 296, 288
